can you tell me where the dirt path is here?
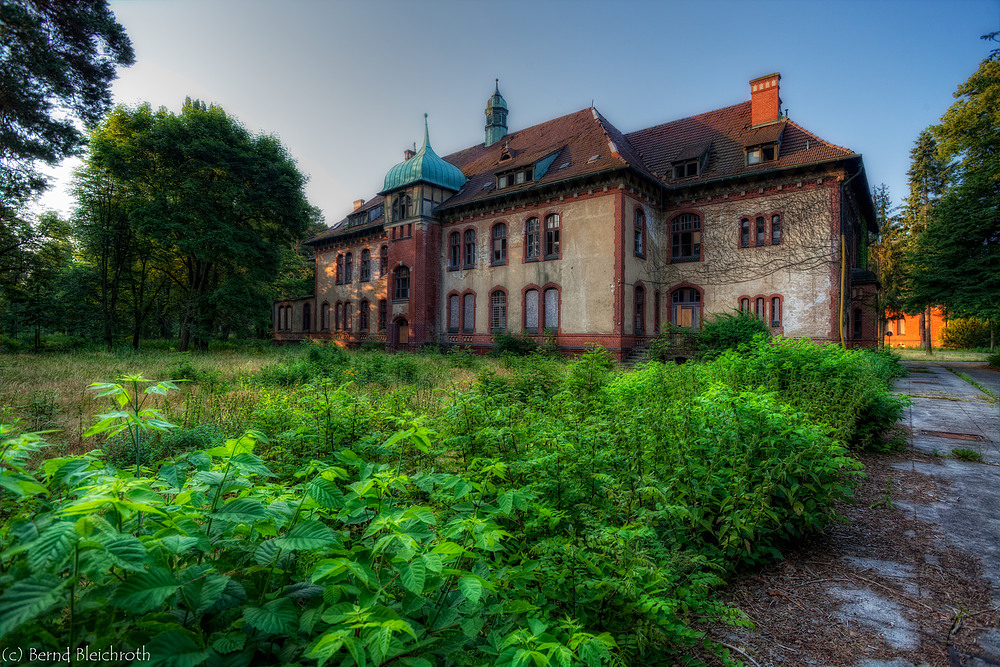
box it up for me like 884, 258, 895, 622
705, 362, 1000, 667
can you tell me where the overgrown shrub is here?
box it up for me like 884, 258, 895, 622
698, 310, 772, 357
989, 350, 1000, 368
941, 317, 997, 349
492, 332, 538, 356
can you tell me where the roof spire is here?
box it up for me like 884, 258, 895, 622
423, 113, 430, 149
485, 80, 508, 147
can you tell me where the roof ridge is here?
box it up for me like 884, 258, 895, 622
443, 107, 595, 162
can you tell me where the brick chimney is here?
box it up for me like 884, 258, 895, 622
749, 73, 781, 126
403, 148, 416, 161
353, 199, 365, 210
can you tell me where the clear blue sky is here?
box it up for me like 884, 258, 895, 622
37, 0, 1000, 224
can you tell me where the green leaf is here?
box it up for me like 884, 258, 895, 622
421, 552, 443, 573
99, 533, 148, 571
400, 559, 426, 595
192, 574, 230, 615
211, 497, 267, 524
144, 629, 209, 667
0, 575, 66, 640
497, 491, 514, 516
212, 631, 246, 654
459, 575, 483, 605
243, 598, 298, 635
27, 521, 79, 575
230, 452, 273, 477
308, 629, 348, 667
112, 568, 180, 613
307, 477, 345, 509
159, 535, 199, 555
273, 520, 338, 551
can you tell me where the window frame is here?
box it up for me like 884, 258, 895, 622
634, 208, 646, 258
359, 299, 370, 332
463, 228, 476, 268
740, 218, 750, 247
336, 253, 344, 284
448, 231, 461, 270
755, 216, 766, 246
542, 284, 560, 333
379, 245, 389, 277
393, 265, 410, 302
522, 286, 540, 334
462, 291, 476, 333
491, 222, 507, 266
344, 301, 353, 331
321, 301, 330, 331
633, 283, 645, 335
670, 213, 701, 263
670, 285, 702, 329
489, 288, 507, 333
544, 213, 561, 260
360, 249, 371, 281
524, 217, 540, 262
303, 303, 311, 332
771, 213, 782, 245
447, 292, 461, 333
378, 299, 388, 332
344, 252, 353, 283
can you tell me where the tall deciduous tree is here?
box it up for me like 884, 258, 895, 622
0, 0, 133, 208
87, 99, 314, 350
868, 184, 907, 344
906, 57, 1000, 345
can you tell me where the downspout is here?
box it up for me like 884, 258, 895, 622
839, 165, 864, 347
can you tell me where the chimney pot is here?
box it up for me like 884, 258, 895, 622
749, 73, 782, 126
353, 199, 365, 211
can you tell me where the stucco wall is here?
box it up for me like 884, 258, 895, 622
439, 193, 617, 338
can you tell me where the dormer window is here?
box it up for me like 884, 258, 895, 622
672, 159, 700, 179
497, 167, 533, 189
747, 142, 778, 165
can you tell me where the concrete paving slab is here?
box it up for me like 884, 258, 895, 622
830, 585, 920, 650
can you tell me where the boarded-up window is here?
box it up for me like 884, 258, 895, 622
448, 294, 460, 332
524, 289, 538, 333
490, 291, 506, 332
463, 293, 475, 332
544, 288, 559, 331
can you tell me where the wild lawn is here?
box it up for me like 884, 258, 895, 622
894, 348, 990, 362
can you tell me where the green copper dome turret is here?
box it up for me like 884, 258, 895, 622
485, 79, 508, 147
382, 115, 466, 194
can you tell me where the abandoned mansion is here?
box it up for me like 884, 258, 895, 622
273, 73, 878, 357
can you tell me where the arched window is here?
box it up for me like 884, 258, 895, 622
378, 299, 387, 331
491, 223, 507, 265
755, 297, 766, 319
335, 302, 342, 331
544, 214, 560, 259
448, 293, 460, 332
756, 217, 766, 246
302, 303, 311, 332
464, 229, 476, 267
634, 209, 646, 257
740, 297, 750, 312
321, 302, 330, 331
524, 288, 539, 333
360, 300, 370, 331
543, 287, 559, 332
853, 308, 863, 339
771, 214, 782, 245
380, 245, 388, 277
344, 302, 353, 331
671, 286, 702, 328
524, 217, 540, 261
463, 292, 475, 333
490, 290, 506, 332
344, 252, 353, 283
336, 254, 344, 284
771, 296, 782, 327
360, 249, 371, 281
671, 213, 700, 262
449, 232, 461, 270
634, 285, 645, 335
740, 218, 750, 247
394, 266, 410, 300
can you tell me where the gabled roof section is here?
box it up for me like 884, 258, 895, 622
438, 107, 645, 210
625, 101, 856, 186
381, 116, 467, 194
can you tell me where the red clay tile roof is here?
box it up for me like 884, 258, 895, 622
306, 194, 385, 245
307, 98, 860, 243
625, 101, 856, 186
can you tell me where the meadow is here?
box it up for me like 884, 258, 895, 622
0, 340, 907, 666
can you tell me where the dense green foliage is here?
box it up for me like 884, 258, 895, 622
0, 341, 906, 665
695, 311, 772, 358
940, 318, 999, 350
0, 0, 133, 207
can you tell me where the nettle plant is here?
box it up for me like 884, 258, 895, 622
0, 420, 620, 666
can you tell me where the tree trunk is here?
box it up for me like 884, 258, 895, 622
923, 305, 933, 355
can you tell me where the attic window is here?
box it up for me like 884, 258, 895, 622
747, 143, 778, 165
497, 167, 533, 189
499, 143, 512, 162
672, 159, 700, 179
559, 162, 570, 170
587, 155, 600, 163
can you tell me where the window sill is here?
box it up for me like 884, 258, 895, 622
634, 252, 646, 260
490, 261, 507, 267
670, 256, 700, 264
462, 264, 476, 270
447, 266, 461, 272
392, 298, 408, 304
543, 254, 560, 261
524, 257, 539, 263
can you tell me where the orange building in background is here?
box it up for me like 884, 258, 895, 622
885, 308, 946, 348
